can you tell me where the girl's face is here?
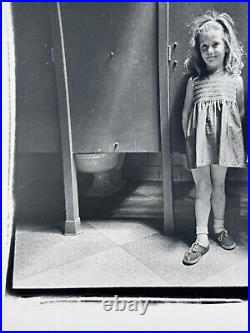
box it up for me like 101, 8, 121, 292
199, 29, 227, 73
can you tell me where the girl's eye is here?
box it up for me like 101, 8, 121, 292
200, 45, 208, 51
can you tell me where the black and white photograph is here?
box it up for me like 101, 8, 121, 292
3, 2, 248, 330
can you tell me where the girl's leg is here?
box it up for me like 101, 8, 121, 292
191, 165, 212, 247
210, 165, 227, 233
210, 165, 235, 249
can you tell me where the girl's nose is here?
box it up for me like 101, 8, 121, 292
207, 46, 213, 54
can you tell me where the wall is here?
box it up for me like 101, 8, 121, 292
124, 153, 248, 183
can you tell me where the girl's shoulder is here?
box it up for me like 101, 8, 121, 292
226, 73, 244, 91
231, 73, 243, 83
224, 72, 243, 83
226, 72, 241, 78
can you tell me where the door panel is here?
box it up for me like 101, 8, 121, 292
13, 3, 61, 153
60, 3, 160, 153
169, 2, 248, 152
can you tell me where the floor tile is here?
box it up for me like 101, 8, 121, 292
15, 247, 166, 288
13, 223, 116, 284
196, 258, 248, 286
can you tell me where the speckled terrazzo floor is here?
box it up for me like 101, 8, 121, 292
13, 182, 248, 289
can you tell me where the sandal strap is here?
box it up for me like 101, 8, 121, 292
188, 242, 209, 254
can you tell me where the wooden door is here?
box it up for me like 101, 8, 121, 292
169, 2, 248, 152
59, 3, 160, 153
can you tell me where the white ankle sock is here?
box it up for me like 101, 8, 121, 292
196, 233, 209, 247
196, 227, 208, 235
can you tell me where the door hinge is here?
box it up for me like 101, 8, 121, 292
167, 45, 172, 61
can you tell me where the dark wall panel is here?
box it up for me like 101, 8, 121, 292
60, 3, 160, 153
13, 3, 61, 153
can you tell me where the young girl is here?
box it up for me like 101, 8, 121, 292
182, 11, 246, 265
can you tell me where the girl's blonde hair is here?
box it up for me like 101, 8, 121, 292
184, 10, 244, 78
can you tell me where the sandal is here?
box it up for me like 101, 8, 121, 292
215, 230, 236, 250
183, 242, 209, 265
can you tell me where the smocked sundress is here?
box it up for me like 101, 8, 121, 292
186, 73, 246, 169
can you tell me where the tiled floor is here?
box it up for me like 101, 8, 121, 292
13, 182, 248, 288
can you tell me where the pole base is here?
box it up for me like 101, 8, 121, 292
64, 217, 81, 235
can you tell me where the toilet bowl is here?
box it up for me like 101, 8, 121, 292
75, 153, 125, 197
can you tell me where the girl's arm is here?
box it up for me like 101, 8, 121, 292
182, 77, 194, 138
235, 76, 245, 119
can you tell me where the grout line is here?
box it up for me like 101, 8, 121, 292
87, 220, 161, 246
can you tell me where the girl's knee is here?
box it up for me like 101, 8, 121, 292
196, 181, 212, 199
212, 182, 225, 195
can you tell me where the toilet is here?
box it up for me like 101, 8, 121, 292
75, 153, 125, 197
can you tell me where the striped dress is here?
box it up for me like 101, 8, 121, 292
186, 73, 246, 169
